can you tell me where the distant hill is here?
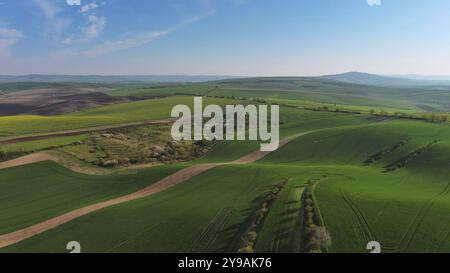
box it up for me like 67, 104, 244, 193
319, 72, 450, 87
393, 74, 450, 81
3, 73, 450, 87
0, 75, 240, 84
319, 72, 427, 87
213, 76, 450, 112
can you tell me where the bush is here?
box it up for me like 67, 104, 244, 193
238, 245, 255, 253
307, 226, 332, 251
247, 231, 258, 242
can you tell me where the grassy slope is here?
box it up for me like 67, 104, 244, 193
0, 96, 237, 138
207, 77, 450, 112
0, 108, 367, 251
2, 79, 450, 253
197, 107, 371, 163
0, 162, 183, 234
0, 135, 87, 153
107, 84, 217, 97
2, 116, 450, 253
106, 78, 421, 111
261, 120, 450, 252
0, 82, 63, 93
1, 164, 318, 253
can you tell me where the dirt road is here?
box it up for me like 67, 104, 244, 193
0, 153, 55, 170
0, 131, 310, 248
0, 119, 174, 145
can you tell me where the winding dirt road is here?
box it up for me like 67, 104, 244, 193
0, 132, 310, 248
0, 153, 55, 170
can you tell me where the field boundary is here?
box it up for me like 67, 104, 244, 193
0, 131, 312, 249
0, 119, 174, 145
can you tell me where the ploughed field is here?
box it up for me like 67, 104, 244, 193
0, 86, 143, 116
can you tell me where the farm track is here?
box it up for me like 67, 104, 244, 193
189, 207, 235, 253
0, 131, 311, 249
0, 119, 174, 145
395, 182, 450, 252
0, 151, 109, 175
435, 221, 450, 252
341, 191, 376, 245
0, 153, 54, 170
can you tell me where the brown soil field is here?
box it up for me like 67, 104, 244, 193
0, 87, 146, 116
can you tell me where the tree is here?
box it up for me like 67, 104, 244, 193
247, 231, 258, 242
307, 226, 332, 251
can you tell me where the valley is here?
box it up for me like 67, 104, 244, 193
0, 75, 449, 253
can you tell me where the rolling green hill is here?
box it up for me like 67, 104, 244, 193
0, 96, 237, 138
1, 79, 450, 253
0, 164, 317, 253
105, 77, 450, 112
211, 77, 450, 112
0, 162, 183, 235
3, 114, 450, 253
261, 120, 450, 252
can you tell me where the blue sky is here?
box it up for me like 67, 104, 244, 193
0, 0, 449, 76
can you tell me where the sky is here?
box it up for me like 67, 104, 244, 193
0, 0, 450, 76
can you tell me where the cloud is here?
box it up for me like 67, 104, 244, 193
79, 11, 213, 57
33, 0, 59, 19
67, 0, 81, 6
83, 15, 106, 40
81, 3, 98, 13
367, 0, 381, 6
62, 0, 107, 44
0, 27, 25, 56
33, 0, 70, 33
0, 27, 25, 39
82, 30, 170, 57
181, 10, 215, 25
62, 15, 106, 44
80, 1, 105, 13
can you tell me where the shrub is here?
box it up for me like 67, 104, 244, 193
307, 226, 332, 251
247, 231, 258, 242
238, 245, 255, 253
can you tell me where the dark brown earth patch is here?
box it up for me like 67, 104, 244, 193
0, 87, 150, 116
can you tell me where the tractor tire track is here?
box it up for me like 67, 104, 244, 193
0, 131, 311, 248
341, 191, 376, 244
395, 182, 450, 252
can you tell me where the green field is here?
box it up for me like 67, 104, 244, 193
0, 162, 183, 234
207, 78, 450, 112
106, 84, 217, 97
1, 164, 317, 253
105, 77, 450, 112
3, 117, 450, 253
0, 135, 88, 153
0, 82, 65, 93
1, 79, 450, 253
0, 96, 237, 138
